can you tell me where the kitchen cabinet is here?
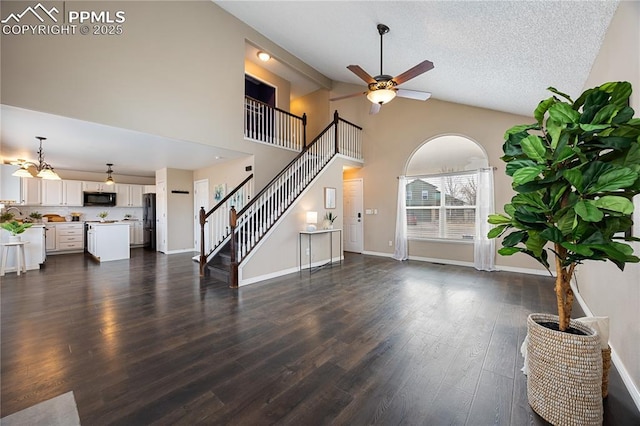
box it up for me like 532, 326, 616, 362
116, 184, 143, 207
0, 165, 21, 204
83, 181, 116, 193
45, 226, 56, 251
123, 221, 144, 246
143, 185, 156, 194
21, 178, 42, 205
46, 223, 84, 253
41, 180, 83, 206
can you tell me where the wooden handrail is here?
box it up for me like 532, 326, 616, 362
203, 174, 253, 220
245, 96, 305, 120
338, 117, 363, 131
237, 118, 336, 217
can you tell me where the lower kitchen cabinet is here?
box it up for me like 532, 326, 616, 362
46, 223, 84, 254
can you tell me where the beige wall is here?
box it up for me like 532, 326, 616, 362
577, 0, 640, 402
331, 81, 542, 272
193, 156, 254, 209
166, 168, 194, 252
291, 89, 332, 142
1, 0, 328, 196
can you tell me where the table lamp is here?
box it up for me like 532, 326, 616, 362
306, 211, 317, 231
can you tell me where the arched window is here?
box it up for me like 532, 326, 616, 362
405, 135, 489, 241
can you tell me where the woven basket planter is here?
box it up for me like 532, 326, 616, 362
527, 313, 603, 426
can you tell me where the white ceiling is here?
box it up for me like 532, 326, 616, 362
0, 105, 248, 178
217, 0, 619, 116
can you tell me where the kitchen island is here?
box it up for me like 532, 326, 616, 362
86, 222, 130, 262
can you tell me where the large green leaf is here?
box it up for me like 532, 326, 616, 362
600, 81, 632, 108
548, 103, 580, 124
587, 136, 634, 152
563, 168, 584, 192
504, 124, 539, 138
488, 214, 512, 225
611, 106, 635, 124
581, 161, 614, 192
580, 123, 611, 132
534, 97, 555, 125
540, 226, 563, 243
514, 207, 548, 225
575, 200, 604, 222
505, 159, 537, 176
525, 231, 547, 257
593, 196, 634, 214
561, 242, 594, 257
512, 192, 547, 209
487, 224, 508, 239
552, 146, 576, 165
503, 230, 527, 247
520, 135, 547, 163
512, 166, 545, 185
557, 210, 577, 235
589, 168, 638, 193
546, 117, 564, 148
592, 104, 620, 124
498, 247, 522, 256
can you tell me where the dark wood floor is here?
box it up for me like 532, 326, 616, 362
1, 250, 639, 425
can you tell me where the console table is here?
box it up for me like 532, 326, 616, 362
299, 229, 342, 273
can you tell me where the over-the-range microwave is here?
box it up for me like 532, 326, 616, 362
83, 192, 116, 207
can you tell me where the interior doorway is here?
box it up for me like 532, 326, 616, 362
245, 74, 276, 106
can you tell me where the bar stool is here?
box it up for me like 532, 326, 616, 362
1, 241, 30, 276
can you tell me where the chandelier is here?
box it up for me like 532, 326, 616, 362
11, 136, 61, 180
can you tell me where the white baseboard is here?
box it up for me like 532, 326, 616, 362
239, 256, 344, 286
163, 248, 197, 255
571, 280, 640, 412
362, 251, 550, 277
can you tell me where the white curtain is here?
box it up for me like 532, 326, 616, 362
393, 176, 408, 261
474, 168, 496, 271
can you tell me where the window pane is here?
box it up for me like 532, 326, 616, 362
445, 208, 475, 239
407, 208, 440, 239
443, 175, 477, 206
406, 178, 440, 207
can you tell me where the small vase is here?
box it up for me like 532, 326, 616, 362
100, 218, 105, 222
323, 220, 333, 230
9, 235, 21, 243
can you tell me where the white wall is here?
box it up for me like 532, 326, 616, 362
577, 0, 640, 407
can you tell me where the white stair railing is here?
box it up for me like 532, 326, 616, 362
244, 96, 307, 151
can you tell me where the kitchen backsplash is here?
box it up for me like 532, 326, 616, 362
17, 206, 143, 222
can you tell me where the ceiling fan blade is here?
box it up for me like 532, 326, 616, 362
347, 65, 376, 84
393, 60, 434, 85
330, 92, 366, 102
369, 103, 382, 115
396, 89, 432, 101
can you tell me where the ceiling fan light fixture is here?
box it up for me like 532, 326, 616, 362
367, 89, 397, 105
257, 51, 271, 62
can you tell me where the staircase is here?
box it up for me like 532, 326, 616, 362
200, 111, 362, 286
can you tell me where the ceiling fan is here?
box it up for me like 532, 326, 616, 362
331, 23, 434, 114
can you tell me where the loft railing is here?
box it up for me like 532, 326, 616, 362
199, 111, 362, 282
244, 96, 307, 151
198, 174, 253, 275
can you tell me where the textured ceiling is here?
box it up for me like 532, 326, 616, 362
216, 0, 619, 116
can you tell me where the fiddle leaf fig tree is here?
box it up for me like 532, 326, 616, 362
489, 81, 640, 331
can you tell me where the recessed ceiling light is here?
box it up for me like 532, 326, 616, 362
257, 51, 271, 62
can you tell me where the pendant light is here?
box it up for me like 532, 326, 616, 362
105, 163, 115, 185
11, 136, 61, 180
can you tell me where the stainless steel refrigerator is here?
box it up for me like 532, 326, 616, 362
143, 193, 156, 250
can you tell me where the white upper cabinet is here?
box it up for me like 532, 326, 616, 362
83, 181, 116, 193
116, 184, 143, 207
21, 178, 42, 205
41, 180, 83, 206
